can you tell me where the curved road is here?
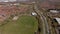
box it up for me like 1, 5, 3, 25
33, 3, 50, 34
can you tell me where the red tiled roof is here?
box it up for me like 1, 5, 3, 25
0, 5, 28, 16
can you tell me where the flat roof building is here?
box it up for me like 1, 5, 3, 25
55, 18, 60, 25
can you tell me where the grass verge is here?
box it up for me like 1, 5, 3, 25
0, 15, 38, 34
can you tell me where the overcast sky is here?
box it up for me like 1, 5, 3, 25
0, 0, 30, 2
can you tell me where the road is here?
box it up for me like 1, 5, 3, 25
32, 2, 50, 34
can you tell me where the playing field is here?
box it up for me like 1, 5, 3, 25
0, 16, 38, 34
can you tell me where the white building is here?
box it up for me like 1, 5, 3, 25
31, 12, 37, 16
55, 18, 60, 25
12, 16, 19, 20
50, 10, 59, 13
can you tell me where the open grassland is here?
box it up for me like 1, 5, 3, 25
0, 15, 38, 34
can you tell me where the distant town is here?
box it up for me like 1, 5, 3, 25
0, 0, 60, 34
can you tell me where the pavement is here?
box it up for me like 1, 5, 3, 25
33, 3, 50, 34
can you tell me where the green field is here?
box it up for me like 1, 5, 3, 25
0, 16, 38, 34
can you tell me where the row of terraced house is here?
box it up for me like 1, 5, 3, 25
0, 2, 29, 21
